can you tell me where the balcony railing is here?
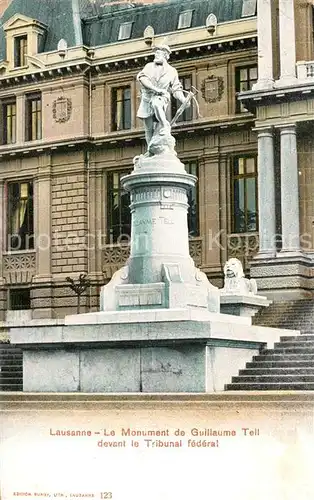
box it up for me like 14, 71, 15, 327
102, 237, 204, 279
3, 250, 36, 284
296, 61, 314, 81
227, 232, 259, 268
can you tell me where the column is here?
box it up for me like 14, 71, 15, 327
277, 0, 297, 86
257, 128, 276, 257
280, 124, 300, 252
253, 0, 274, 90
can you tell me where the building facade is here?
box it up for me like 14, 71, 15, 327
241, 0, 314, 300
0, 0, 270, 319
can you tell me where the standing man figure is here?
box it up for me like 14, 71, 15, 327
137, 44, 188, 149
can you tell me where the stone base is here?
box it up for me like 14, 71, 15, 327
9, 308, 299, 393
250, 253, 314, 300
220, 294, 271, 319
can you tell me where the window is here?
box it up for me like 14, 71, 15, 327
235, 66, 258, 113
26, 94, 42, 141
185, 161, 199, 237
7, 181, 34, 250
241, 0, 257, 17
118, 22, 133, 40
2, 99, 16, 144
231, 156, 258, 233
171, 75, 193, 123
14, 35, 27, 67
111, 87, 131, 131
107, 170, 131, 243
9, 288, 31, 310
177, 10, 193, 29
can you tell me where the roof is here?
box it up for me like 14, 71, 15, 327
0, 0, 252, 60
0, 0, 76, 60
82, 0, 247, 47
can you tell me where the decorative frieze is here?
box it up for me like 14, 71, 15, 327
3, 251, 36, 284
131, 187, 186, 204
189, 238, 203, 267
227, 233, 259, 266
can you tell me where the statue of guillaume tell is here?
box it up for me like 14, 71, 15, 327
137, 44, 198, 157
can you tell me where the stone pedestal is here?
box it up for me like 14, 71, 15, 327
100, 152, 219, 314
220, 294, 271, 319
9, 310, 297, 392
9, 151, 299, 392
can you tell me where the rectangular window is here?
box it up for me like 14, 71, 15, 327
7, 181, 34, 250
118, 22, 133, 40
2, 99, 16, 144
241, 0, 257, 17
171, 75, 193, 123
185, 161, 199, 237
26, 94, 42, 141
111, 86, 131, 131
14, 35, 28, 67
231, 156, 258, 233
107, 170, 131, 243
9, 288, 31, 310
177, 10, 193, 29
235, 66, 258, 113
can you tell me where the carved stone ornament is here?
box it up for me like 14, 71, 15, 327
201, 75, 224, 103
52, 96, 72, 123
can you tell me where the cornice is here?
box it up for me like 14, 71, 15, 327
238, 80, 314, 111
0, 36, 257, 90
0, 115, 255, 161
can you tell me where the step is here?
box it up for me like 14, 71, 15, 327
0, 353, 23, 359
0, 385, 23, 391
0, 359, 23, 366
225, 382, 314, 390
274, 341, 314, 349
281, 335, 314, 341
0, 364, 23, 373
0, 376, 23, 383
231, 375, 314, 383
246, 360, 314, 369
262, 347, 314, 355
239, 367, 314, 376
254, 354, 314, 362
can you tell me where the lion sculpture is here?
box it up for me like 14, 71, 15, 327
221, 258, 257, 295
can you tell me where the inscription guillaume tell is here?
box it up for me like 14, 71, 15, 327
134, 217, 174, 227
49, 426, 261, 449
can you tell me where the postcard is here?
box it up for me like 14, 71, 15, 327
1, 393, 314, 500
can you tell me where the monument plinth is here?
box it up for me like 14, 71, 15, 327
101, 152, 219, 313
9, 44, 299, 393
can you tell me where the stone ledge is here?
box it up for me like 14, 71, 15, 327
1, 391, 314, 408
9, 315, 299, 350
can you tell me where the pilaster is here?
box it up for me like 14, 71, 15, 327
276, 0, 297, 87
16, 94, 25, 145
252, 0, 274, 90
32, 153, 53, 318
203, 154, 221, 269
